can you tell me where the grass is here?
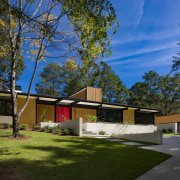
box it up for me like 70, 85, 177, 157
163, 133, 180, 136
0, 130, 170, 180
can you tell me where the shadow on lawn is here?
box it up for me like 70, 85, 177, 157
0, 137, 170, 180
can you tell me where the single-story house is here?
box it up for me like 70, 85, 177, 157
155, 114, 180, 133
0, 86, 160, 128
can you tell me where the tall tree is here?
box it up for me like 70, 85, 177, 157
0, 3, 25, 90
98, 61, 128, 104
35, 62, 63, 96
172, 40, 180, 72
3, 0, 119, 137
158, 73, 180, 115
128, 82, 148, 107
142, 71, 160, 108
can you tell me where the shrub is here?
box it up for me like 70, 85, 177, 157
53, 127, 62, 134
99, 130, 106, 135
32, 126, 40, 131
9, 124, 13, 128
63, 128, 71, 135
85, 114, 97, 122
162, 129, 167, 133
168, 128, 173, 133
44, 125, 49, 131
2, 123, 9, 129
20, 124, 28, 130
41, 109, 46, 122
48, 127, 54, 133
40, 128, 45, 132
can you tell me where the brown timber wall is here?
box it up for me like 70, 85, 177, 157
17, 97, 36, 128
123, 109, 135, 125
86, 86, 102, 102
72, 107, 96, 123
71, 88, 86, 100
37, 104, 55, 124
155, 114, 180, 124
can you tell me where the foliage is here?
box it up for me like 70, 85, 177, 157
32, 126, 40, 131
0, 130, 170, 180
99, 130, 106, 135
43, 125, 50, 131
172, 40, 180, 72
4, 0, 119, 137
35, 62, 64, 96
62, 128, 71, 135
40, 109, 46, 122
20, 124, 28, 130
85, 114, 97, 122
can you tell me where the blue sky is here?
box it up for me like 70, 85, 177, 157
19, 0, 180, 93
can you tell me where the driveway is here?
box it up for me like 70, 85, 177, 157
136, 135, 180, 180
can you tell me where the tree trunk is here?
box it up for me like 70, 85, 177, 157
13, 114, 20, 137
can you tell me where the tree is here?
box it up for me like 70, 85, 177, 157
142, 71, 160, 108
3, 0, 119, 137
172, 40, 180, 72
62, 61, 101, 96
98, 61, 128, 104
0, 3, 25, 90
128, 82, 148, 107
35, 62, 63, 96
158, 73, 180, 115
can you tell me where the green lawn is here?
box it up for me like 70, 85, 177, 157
0, 130, 170, 180
163, 133, 180, 136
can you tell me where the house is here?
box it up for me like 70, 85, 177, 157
155, 114, 180, 133
0, 86, 160, 127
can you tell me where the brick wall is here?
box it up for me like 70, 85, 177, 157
155, 114, 180, 124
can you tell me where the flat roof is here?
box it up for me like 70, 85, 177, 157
0, 91, 161, 113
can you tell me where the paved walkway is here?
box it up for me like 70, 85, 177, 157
136, 135, 180, 180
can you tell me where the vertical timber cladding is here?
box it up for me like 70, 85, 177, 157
37, 104, 55, 124
86, 86, 102, 102
72, 107, 96, 123
71, 88, 86, 100
17, 97, 36, 128
123, 109, 135, 125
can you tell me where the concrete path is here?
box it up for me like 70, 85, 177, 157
136, 135, 180, 180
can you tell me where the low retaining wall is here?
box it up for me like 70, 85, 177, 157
112, 131, 162, 144
0, 116, 12, 124
40, 118, 83, 136
59, 118, 82, 137
83, 123, 157, 135
156, 123, 177, 133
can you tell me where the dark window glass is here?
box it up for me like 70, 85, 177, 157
97, 108, 122, 123
135, 111, 154, 124
0, 99, 12, 116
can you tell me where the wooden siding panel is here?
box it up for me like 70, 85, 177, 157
71, 89, 86, 100
37, 104, 55, 124
86, 86, 102, 102
72, 107, 96, 123
123, 109, 135, 125
17, 98, 36, 128
155, 114, 180, 124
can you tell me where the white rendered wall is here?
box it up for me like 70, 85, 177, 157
156, 123, 177, 133
59, 118, 82, 136
83, 123, 157, 135
0, 116, 12, 124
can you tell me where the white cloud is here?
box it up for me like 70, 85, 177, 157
134, 0, 145, 28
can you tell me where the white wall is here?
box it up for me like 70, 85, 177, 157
83, 123, 157, 135
0, 116, 12, 124
113, 131, 162, 144
59, 118, 82, 137
40, 122, 59, 128
156, 123, 177, 133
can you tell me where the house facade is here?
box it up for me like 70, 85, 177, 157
0, 86, 160, 127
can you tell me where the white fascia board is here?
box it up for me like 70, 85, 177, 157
102, 104, 126, 109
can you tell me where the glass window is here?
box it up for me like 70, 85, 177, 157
97, 108, 122, 123
135, 111, 154, 124
0, 99, 12, 116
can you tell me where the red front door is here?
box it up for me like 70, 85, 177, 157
56, 106, 70, 123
